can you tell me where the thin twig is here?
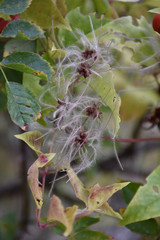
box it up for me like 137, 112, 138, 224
103, 135, 160, 143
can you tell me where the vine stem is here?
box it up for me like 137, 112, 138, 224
36, 209, 59, 229
103, 135, 160, 143
0, 66, 9, 83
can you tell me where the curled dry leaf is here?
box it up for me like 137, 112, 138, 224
27, 152, 55, 209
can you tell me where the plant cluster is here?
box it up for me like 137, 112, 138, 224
1, 0, 160, 240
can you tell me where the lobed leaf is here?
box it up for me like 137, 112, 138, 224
88, 16, 155, 44
20, 0, 71, 30
1, 20, 45, 40
6, 82, 41, 130
0, 0, 32, 15
59, 8, 109, 46
2, 52, 54, 81
120, 165, 160, 225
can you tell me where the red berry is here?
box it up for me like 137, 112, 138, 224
152, 14, 160, 34
0, 14, 19, 33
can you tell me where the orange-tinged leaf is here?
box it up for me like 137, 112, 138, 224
47, 195, 67, 224
15, 130, 43, 156
47, 195, 78, 236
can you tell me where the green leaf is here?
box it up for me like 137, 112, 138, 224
92, 0, 112, 17
49, 223, 66, 236
116, 0, 139, 2
15, 131, 44, 156
65, 0, 83, 11
73, 216, 99, 232
4, 39, 35, 55
0, 0, 32, 15
122, 182, 158, 237
132, 43, 155, 66
0, 68, 22, 84
2, 52, 54, 81
120, 87, 158, 121
88, 16, 154, 44
145, 0, 160, 7
74, 230, 110, 240
1, 20, 44, 40
0, 213, 17, 240
120, 165, 160, 225
20, 0, 71, 30
23, 73, 57, 118
0, 13, 11, 20
127, 219, 159, 237
6, 82, 41, 129
149, 8, 160, 14
56, 0, 67, 17
122, 182, 142, 204
59, 8, 109, 46
90, 72, 121, 137
0, 90, 7, 110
